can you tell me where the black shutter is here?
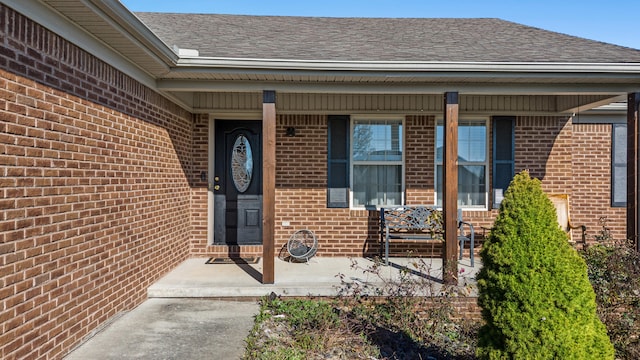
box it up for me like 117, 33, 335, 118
612, 123, 627, 207
327, 115, 350, 208
492, 116, 515, 208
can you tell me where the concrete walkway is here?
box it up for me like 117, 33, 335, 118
64, 257, 479, 359
64, 298, 258, 360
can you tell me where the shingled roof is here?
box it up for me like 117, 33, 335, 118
134, 13, 640, 63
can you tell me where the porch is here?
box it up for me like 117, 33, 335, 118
147, 256, 480, 298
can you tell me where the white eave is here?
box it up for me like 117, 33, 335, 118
175, 56, 640, 74
11, 0, 640, 84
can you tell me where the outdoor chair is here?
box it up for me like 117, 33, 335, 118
548, 194, 586, 248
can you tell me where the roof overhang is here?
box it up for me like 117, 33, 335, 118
5, 0, 640, 112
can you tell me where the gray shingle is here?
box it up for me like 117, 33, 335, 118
134, 13, 640, 63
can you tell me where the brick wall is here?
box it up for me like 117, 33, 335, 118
448, 297, 482, 321
190, 114, 209, 254
274, 115, 378, 257
515, 116, 625, 244
0, 5, 193, 359
405, 115, 435, 204
572, 122, 626, 241
516, 116, 572, 189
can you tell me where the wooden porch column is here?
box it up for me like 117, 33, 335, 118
627, 93, 640, 251
443, 92, 459, 284
262, 90, 276, 284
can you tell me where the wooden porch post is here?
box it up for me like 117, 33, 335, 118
262, 90, 276, 284
443, 92, 459, 284
627, 93, 640, 251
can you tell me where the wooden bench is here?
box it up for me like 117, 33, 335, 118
380, 206, 475, 267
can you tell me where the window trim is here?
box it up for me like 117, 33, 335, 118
434, 118, 490, 210
349, 116, 405, 210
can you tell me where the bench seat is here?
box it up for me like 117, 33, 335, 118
380, 206, 474, 267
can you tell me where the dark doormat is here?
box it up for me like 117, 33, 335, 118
206, 257, 261, 264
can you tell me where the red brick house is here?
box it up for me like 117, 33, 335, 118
2, 0, 640, 358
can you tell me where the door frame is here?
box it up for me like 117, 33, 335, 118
208, 114, 263, 246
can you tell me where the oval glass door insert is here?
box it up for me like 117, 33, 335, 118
231, 134, 253, 192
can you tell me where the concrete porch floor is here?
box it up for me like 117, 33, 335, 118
148, 256, 480, 299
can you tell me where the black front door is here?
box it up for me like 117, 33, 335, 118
214, 120, 262, 245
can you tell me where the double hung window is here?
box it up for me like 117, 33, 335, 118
435, 120, 488, 209
351, 118, 404, 208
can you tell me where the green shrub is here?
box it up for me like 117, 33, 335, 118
476, 171, 613, 359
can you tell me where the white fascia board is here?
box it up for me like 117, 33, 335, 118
2, 0, 159, 89
156, 79, 640, 95
176, 57, 640, 74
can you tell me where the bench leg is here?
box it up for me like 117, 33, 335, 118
385, 230, 389, 266
385, 238, 389, 266
458, 225, 475, 268
458, 239, 475, 267
470, 227, 474, 267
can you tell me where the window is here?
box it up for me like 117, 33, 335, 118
435, 120, 488, 208
351, 118, 404, 208
612, 123, 627, 207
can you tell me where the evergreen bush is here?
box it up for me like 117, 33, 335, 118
476, 171, 613, 359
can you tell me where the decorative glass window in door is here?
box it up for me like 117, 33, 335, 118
231, 134, 253, 192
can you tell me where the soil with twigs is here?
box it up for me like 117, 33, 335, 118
244, 295, 480, 359
244, 258, 481, 359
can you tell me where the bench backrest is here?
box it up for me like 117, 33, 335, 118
380, 206, 443, 234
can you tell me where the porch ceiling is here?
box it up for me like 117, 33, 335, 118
180, 92, 621, 116
158, 74, 633, 114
